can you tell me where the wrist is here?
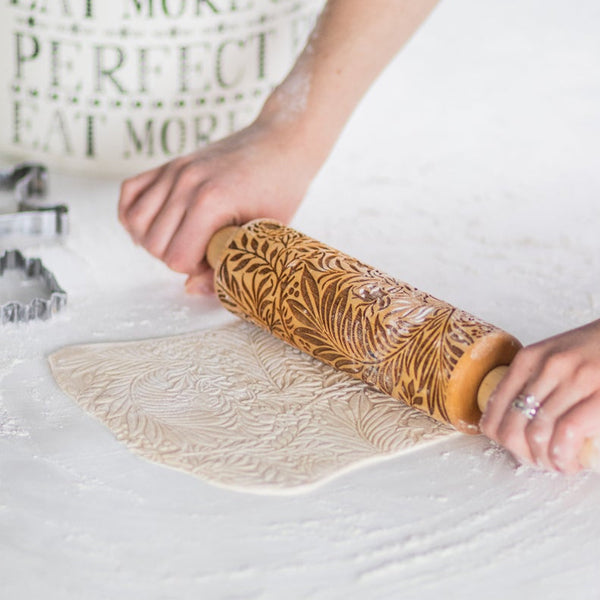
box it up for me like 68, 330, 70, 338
255, 83, 339, 179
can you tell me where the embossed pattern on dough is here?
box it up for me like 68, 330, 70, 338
49, 322, 455, 493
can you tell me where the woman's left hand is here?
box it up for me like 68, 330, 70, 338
480, 319, 600, 474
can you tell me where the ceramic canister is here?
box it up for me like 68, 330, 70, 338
0, 0, 324, 177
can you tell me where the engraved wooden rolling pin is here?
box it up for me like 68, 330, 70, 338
206, 220, 598, 467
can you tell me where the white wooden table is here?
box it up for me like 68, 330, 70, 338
2, 1, 599, 597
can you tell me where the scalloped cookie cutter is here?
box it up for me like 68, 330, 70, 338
0, 163, 68, 323
0, 249, 67, 323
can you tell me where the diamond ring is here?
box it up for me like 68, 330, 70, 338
511, 393, 541, 420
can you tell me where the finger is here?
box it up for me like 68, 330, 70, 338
141, 189, 191, 260
495, 379, 560, 469
125, 172, 182, 244
494, 404, 536, 466
480, 360, 531, 437
185, 265, 215, 295
523, 407, 556, 470
549, 391, 600, 474
163, 194, 238, 275
118, 167, 162, 229
481, 352, 561, 467
141, 164, 210, 259
524, 383, 582, 470
481, 348, 555, 440
142, 159, 211, 257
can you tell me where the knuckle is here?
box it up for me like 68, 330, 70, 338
196, 180, 226, 206
165, 156, 187, 174
167, 158, 196, 189
511, 346, 540, 372
176, 163, 200, 188
572, 363, 595, 387
125, 203, 146, 228
543, 351, 573, 375
554, 414, 581, 442
518, 344, 541, 362
191, 190, 216, 213
525, 420, 551, 448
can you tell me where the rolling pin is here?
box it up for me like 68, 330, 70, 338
206, 220, 598, 467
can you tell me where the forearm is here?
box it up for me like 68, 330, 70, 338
119, 1, 440, 291
258, 0, 440, 168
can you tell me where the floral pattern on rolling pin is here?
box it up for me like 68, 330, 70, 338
215, 220, 501, 425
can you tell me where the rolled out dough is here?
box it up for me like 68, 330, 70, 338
49, 322, 455, 493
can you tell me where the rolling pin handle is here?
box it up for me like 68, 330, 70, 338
477, 365, 599, 472
206, 225, 240, 269
477, 365, 509, 413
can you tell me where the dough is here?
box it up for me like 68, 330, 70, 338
49, 322, 455, 493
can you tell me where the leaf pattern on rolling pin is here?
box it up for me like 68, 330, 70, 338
215, 221, 499, 425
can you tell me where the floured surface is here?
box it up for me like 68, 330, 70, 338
49, 322, 454, 493
1, 0, 600, 598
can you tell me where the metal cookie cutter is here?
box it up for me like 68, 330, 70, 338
0, 249, 67, 323
0, 163, 68, 238
0, 163, 68, 323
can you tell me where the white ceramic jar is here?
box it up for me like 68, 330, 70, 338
0, 0, 323, 176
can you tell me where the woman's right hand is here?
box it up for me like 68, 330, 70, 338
119, 0, 440, 294
118, 113, 318, 295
